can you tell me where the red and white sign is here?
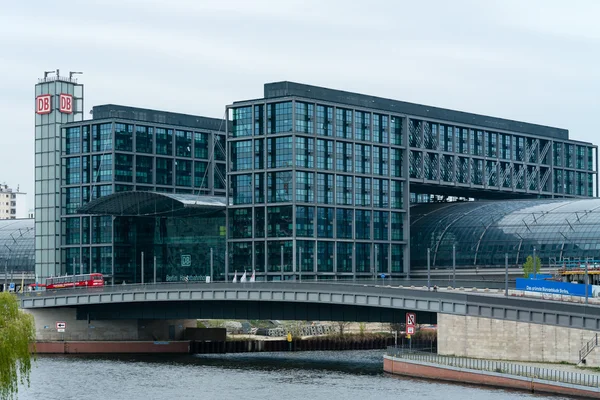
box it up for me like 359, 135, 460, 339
36, 94, 52, 114
407, 326, 415, 335
59, 93, 73, 114
56, 322, 66, 331
406, 312, 416, 327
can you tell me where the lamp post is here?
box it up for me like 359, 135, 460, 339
141, 251, 144, 285
153, 256, 157, 284
533, 246, 537, 280
299, 246, 302, 283
374, 244, 378, 281
452, 244, 456, 288
427, 247, 431, 291
585, 260, 589, 305
210, 248, 214, 283
505, 253, 509, 297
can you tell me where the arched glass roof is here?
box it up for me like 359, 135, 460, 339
410, 199, 600, 270
0, 219, 35, 273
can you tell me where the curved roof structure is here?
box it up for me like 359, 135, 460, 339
78, 192, 227, 217
410, 199, 600, 270
0, 219, 35, 272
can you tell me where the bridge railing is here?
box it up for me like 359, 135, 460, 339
18, 278, 512, 298
386, 347, 600, 389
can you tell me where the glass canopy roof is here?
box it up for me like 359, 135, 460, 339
410, 199, 600, 270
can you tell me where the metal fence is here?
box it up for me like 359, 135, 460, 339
386, 347, 600, 389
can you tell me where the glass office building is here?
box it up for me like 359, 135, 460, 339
59, 105, 227, 283
227, 82, 598, 279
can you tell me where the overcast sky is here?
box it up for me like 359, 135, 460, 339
1, 0, 599, 207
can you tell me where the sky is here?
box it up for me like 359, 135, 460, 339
1, 0, 599, 208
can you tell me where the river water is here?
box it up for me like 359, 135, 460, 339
19, 350, 567, 400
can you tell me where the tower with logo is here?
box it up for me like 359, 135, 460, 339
34, 70, 83, 279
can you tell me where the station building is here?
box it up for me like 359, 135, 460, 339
30, 73, 599, 283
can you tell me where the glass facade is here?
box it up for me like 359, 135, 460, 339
59, 106, 227, 282
227, 82, 597, 279
228, 98, 409, 280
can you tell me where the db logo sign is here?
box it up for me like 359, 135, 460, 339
59, 93, 73, 114
36, 94, 52, 114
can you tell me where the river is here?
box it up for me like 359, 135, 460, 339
19, 350, 567, 399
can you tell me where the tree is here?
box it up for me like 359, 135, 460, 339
0, 292, 35, 399
336, 321, 351, 337
522, 255, 541, 278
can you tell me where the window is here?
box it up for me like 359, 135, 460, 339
336, 108, 352, 138
115, 153, 133, 182
316, 139, 333, 170
316, 207, 333, 238
373, 113, 388, 144
354, 111, 371, 142
295, 137, 314, 168
66, 127, 80, 154
66, 157, 80, 185
336, 208, 353, 239
135, 125, 153, 153
136, 156, 153, 184
65, 187, 80, 215
156, 128, 173, 155
268, 137, 293, 168
91, 154, 112, 183
296, 206, 314, 237
232, 174, 253, 204
92, 123, 112, 152
317, 105, 333, 136
91, 216, 112, 244
267, 206, 293, 237
295, 102, 314, 134
156, 157, 173, 185
232, 140, 253, 171
296, 171, 315, 203
317, 173, 333, 204
194, 132, 208, 159
267, 171, 293, 202
254, 173, 265, 203
115, 123, 133, 152
175, 130, 192, 157
194, 161, 208, 188
175, 159, 192, 187
232, 107, 253, 137
229, 208, 252, 238
267, 102, 293, 134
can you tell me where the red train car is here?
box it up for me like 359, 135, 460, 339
45, 273, 104, 290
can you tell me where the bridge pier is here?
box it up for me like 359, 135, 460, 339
24, 308, 196, 342
437, 313, 600, 367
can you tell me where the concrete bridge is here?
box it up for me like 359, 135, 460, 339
20, 281, 600, 329
20, 281, 600, 365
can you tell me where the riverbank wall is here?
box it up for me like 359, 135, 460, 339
35, 336, 435, 354
383, 353, 600, 399
35, 341, 190, 354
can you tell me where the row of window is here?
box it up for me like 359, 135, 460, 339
229, 240, 404, 273
229, 206, 404, 240
231, 102, 404, 145
65, 155, 225, 189
64, 216, 112, 245
231, 173, 404, 207
65, 123, 225, 160
230, 137, 404, 176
